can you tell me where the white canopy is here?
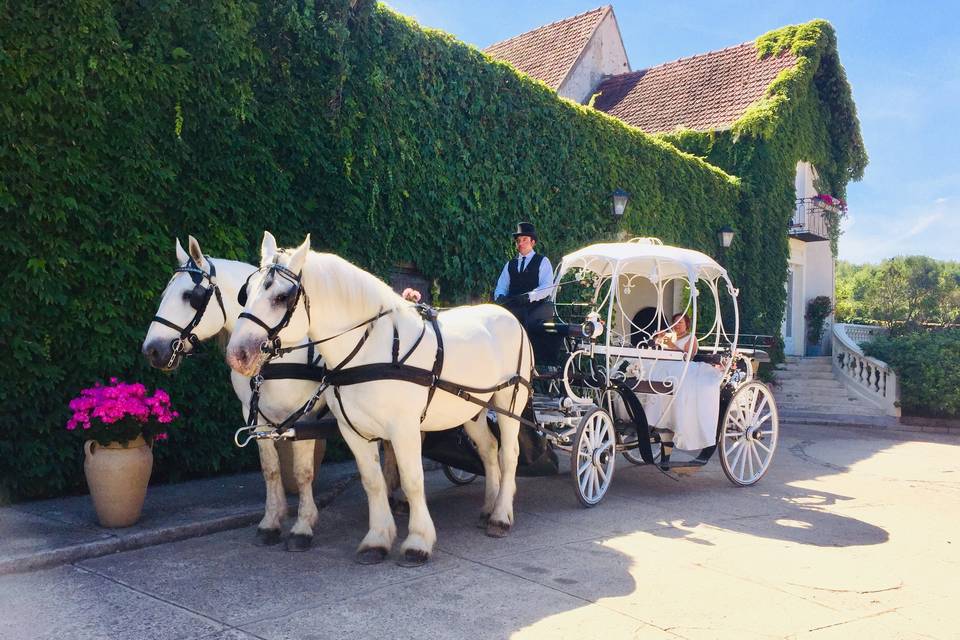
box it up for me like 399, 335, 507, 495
557, 238, 727, 284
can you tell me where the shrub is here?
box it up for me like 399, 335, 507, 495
805, 295, 833, 345
863, 329, 960, 418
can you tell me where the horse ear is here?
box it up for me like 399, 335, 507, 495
287, 234, 311, 274
187, 235, 207, 269
261, 231, 278, 264
175, 238, 189, 265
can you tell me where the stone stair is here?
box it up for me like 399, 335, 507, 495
773, 356, 899, 428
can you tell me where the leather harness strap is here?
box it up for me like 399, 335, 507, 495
323, 305, 536, 438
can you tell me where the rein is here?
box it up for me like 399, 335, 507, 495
152, 257, 225, 369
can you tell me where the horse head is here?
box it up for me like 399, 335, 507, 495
226, 231, 312, 377
142, 236, 228, 370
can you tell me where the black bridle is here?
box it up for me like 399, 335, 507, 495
151, 257, 226, 368
237, 260, 310, 359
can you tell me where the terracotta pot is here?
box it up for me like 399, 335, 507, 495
84, 435, 153, 528
277, 439, 326, 494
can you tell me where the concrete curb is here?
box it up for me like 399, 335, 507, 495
782, 415, 960, 436
0, 472, 358, 577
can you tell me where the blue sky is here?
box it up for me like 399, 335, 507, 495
382, 1, 960, 264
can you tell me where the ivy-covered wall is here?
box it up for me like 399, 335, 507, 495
1, 0, 748, 501
660, 20, 867, 344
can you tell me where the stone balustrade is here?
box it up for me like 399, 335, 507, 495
832, 323, 900, 417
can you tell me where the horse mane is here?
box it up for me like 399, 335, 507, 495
214, 327, 230, 352
305, 252, 406, 317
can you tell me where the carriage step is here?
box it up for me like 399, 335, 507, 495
658, 460, 708, 471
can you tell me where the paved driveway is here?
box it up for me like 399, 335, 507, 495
2, 424, 957, 639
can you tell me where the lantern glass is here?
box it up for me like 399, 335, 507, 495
718, 226, 735, 248
610, 188, 630, 218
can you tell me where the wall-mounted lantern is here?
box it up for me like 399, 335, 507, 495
610, 188, 630, 218
718, 225, 735, 249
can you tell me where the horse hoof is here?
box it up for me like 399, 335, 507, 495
389, 496, 410, 517
285, 534, 313, 552
485, 520, 511, 538
254, 528, 282, 546
355, 547, 388, 565
476, 513, 490, 529
397, 549, 430, 567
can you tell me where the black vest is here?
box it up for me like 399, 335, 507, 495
507, 253, 544, 297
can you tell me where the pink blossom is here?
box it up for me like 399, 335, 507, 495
65, 378, 179, 441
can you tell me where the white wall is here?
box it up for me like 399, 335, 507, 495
786, 161, 836, 355
558, 10, 630, 104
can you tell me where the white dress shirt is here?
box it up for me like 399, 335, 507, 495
493, 250, 554, 302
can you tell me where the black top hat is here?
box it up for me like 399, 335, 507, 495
512, 221, 538, 240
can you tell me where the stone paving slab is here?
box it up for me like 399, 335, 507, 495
0, 564, 225, 640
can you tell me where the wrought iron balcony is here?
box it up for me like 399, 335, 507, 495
789, 196, 840, 242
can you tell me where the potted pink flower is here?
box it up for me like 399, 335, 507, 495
66, 379, 179, 527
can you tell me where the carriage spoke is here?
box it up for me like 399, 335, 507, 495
579, 467, 591, 496
578, 459, 592, 476
727, 438, 746, 471
736, 440, 749, 478
751, 440, 767, 469
754, 438, 773, 455
724, 437, 744, 458
751, 396, 769, 424
746, 442, 755, 479
597, 462, 609, 486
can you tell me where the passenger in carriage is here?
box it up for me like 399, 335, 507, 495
654, 312, 698, 358
493, 221, 555, 329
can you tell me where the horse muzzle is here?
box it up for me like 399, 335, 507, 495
142, 339, 182, 371
225, 338, 267, 377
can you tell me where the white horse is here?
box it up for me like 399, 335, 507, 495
226, 232, 533, 566
141, 236, 328, 551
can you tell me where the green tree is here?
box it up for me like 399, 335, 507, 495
836, 257, 960, 328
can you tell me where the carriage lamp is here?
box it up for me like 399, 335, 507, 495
718, 225, 735, 249
610, 188, 630, 218
581, 311, 605, 340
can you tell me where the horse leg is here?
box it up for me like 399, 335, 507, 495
339, 426, 396, 564
486, 392, 523, 538
463, 414, 501, 528
389, 428, 436, 567
382, 440, 407, 516
255, 439, 285, 545
285, 438, 324, 552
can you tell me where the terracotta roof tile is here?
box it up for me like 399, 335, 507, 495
593, 42, 796, 133
484, 6, 610, 90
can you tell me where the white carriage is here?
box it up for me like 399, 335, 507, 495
435, 237, 780, 507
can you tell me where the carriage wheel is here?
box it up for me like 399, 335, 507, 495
442, 465, 478, 486
719, 381, 778, 486
571, 408, 616, 507
621, 431, 661, 466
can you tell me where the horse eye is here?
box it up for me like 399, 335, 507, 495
274, 292, 289, 306
182, 291, 192, 302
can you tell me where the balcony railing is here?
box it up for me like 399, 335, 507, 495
789, 197, 837, 242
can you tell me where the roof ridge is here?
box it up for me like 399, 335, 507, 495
484, 5, 609, 52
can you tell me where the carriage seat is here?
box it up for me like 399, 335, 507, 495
526, 321, 581, 368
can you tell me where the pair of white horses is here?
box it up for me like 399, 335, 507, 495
142, 232, 532, 566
